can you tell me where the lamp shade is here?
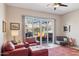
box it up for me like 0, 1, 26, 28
11, 30, 19, 36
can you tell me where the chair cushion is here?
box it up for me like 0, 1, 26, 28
3, 41, 15, 51
64, 37, 68, 42
29, 43, 37, 46
26, 38, 36, 44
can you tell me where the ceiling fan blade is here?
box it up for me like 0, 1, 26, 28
59, 3, 68, 7
60, 4, 68, 7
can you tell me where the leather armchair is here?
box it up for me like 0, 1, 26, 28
25, 37, 40, 46
1, 41, 29, 56
30, 49, 48, 56
3, 47, 29, 56
15, 42, 29, 49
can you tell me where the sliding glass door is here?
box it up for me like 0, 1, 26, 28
33, 18, 40, 41
23, 16, 55, 45
41, 19, 48, 45
48, 20, 54, 43
24, 16, 33, 38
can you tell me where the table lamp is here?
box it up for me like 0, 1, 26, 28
11, 30, 19, 44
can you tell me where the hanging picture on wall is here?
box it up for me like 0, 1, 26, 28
64, 25, 70, 32
64, 26, 68, 31
3, 21, 6, 32
10, 23, 20, 30
69, 25, 71, 32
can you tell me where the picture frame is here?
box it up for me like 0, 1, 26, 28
3, 21, 6, 32
69, 25, 71, 32
10, 23, 20, 30
64, 25, 70, 32
64, 26, 68, 31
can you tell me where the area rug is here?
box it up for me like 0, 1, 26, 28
48, 46, 79, 56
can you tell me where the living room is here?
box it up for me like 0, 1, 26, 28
1, 2, 79, 56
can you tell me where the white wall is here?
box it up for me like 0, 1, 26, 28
0, 4, 5, 55
62, 10, 79, 46
5, 4, 79, 47
6, 6, 63, 41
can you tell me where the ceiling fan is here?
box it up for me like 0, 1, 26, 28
47, 3, 68, 10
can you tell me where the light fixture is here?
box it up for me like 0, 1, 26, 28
11, 30, 19, 44
47, 3, 68, 10
47, 3, 60, 8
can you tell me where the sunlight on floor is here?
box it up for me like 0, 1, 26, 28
37, 43, 60, 49
43, 43, 60, 49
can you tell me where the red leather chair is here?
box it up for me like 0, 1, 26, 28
25, 37, 40, 46
15, 42, 29, 48
30, 49, 48, 56
1, 41, 29, 56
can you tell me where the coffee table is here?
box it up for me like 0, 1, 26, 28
29, 45, 48, 56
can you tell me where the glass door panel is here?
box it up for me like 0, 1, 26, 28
48, 20, 54, 43
33, 18, 40, 41
25, 16, 33, 38
41, 19, 48, 45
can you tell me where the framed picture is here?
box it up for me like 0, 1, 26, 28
64, 25, 71, 32
3, 21, 6, 32
64, 26, 68, 31
10, 23, 20, 30
69, 25, 71, 32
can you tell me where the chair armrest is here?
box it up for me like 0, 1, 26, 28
24, 42, 29, 48
24, 42, 29, 44
15, 43, 25, 49
4, 47, 29, 56
35, 40, 40, 45
35, 40, 39, 43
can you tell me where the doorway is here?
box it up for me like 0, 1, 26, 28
22, 16, 55, 45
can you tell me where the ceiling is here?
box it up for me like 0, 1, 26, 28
6, 3, 79, 15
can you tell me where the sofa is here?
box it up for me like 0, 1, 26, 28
55, 36, 68, 46
24, 37, 40, 46
30, 49, 48, 56
1, 41, 29, 56
1, 40, 49, 56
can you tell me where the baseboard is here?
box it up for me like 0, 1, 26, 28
70, 46, 79, 50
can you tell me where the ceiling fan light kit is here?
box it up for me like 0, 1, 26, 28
47, 3, 68, 10
48, 3, 60, 8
